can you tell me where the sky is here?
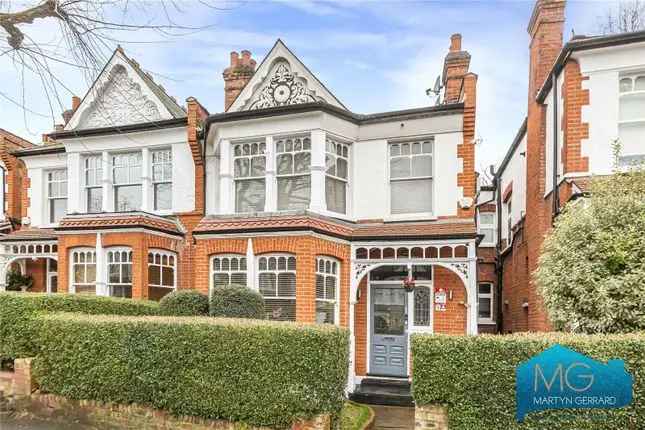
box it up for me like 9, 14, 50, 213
0, 0, 617, 171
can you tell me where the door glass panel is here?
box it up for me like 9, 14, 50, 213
373, 288, 406, 335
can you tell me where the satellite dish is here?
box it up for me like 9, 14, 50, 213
433, 75, 442, 94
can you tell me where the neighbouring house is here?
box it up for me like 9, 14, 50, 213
0, 32, 480, 395
476, 0, 645, 333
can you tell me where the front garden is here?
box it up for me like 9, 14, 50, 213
0, 290, 351, 429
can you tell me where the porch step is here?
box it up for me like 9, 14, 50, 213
349, 378, 414, 407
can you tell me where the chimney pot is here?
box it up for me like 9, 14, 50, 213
72, 96, 81, 111
230, 51, 239, 67
450, 34, 462, 52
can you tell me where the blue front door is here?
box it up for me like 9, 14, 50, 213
370, 286, 408, 377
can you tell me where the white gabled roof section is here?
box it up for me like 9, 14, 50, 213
65, 48, 185, 131
228, 39, 346, 112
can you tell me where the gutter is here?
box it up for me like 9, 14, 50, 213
493, 174, 504, 333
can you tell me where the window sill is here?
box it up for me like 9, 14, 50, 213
478, 242, 496, 248
384, 213, 437, 222
478, 320, 496, 325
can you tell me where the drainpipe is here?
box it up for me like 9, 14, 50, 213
493, 173, 503, 333
552, 73, 560, 220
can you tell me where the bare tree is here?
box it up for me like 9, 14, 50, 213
598, 0, 645, 34
0, 1, 224, 128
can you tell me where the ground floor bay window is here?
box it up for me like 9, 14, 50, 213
107, 248, 133, 298
148, 250, 177, 300
71, 249, 96, 294
258, 254, 297, 321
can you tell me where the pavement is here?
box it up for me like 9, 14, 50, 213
370, 405, 415, 429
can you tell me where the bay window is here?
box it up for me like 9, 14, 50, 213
389, 139, 433, 215
258, 254, 296, 321
107, 248, 133, 298
325, 138, 349, 214
47, 169, 68, 223
84, 155, 103, 213
148, 250, 176, 300
276, 136, 311, 210
315, 257, 339, 324
234, 142, 266, 213
211, 255, 247, 289
71, 249, 96, 295
618, 74, 645, 167
112, 152, 142, 211
152, 149, 172, 211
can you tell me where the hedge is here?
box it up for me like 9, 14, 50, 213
210, 284, 265, 319
159, 290, 209, 316
35, 313, 350, 428
0, 292, 160, 360
411, 333, 644, 430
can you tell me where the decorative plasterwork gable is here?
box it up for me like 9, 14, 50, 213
65, 50, 174, 131
228, 40, 346, 112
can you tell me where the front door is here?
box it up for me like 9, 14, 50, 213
370, 286, 408, 377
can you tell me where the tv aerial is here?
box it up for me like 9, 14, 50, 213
425, 75, 443, 105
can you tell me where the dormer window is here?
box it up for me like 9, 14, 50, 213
112, 152, 142, 212
276, 136, 311, 210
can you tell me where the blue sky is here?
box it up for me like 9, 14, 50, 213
0, 0, 614, 170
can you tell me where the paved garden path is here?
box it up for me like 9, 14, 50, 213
370, 405, 415, 429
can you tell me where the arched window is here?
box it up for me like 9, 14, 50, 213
148, 250, 176, 300
315, 257, 339, 325
258, 254, 296, 321
107, 248, 133, 298
211, 255, 247, 290
70, 248, 96, 295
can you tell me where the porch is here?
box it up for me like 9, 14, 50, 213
0, 230, 59, 293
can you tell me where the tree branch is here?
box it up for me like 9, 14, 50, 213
0, 0, 59, 49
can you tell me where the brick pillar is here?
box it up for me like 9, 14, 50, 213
13, 358, 35, 397
296, 237, 316, 323
223, 50, 256, 111
525, 0, 565, 331
458, 72, 477, 218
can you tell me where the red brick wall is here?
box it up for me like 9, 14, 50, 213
458, 73, 477, 218
501, 224, 530, 333
433, 266, 467, 335
523, 0, 565, 332
354, 277, 368, 376
561, 60, 590, 174
25, 258, 48, 292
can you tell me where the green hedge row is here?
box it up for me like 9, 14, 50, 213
35, 313, 349, 428
0, 292, 160, 360
411, 333, 644, 429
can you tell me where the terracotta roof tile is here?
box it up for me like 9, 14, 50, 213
0, 228, 57, 242
56, 213, 183, 235
194, 212, 476, 240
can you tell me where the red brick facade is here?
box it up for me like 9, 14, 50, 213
561, 60, 590, 174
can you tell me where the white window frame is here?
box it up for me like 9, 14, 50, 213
148, 249, 177, 291
151, 149, 173, 211
505, 199, 513, 246
478, 211, 496, 247
324, 138, 350, 215
315, 256, 340, 325
106, 247, 133, 298
112, 152, 142, 212
210, 254, 248, 293
477, 282, 494, 324
46, 168, 68, 224
387, 138, 435, 219
256, 253, 297, 321
233, 141, 266, 213
69, 248, 96, 295
618, 73, 645, 167
275, 135, 311, 211
84, 154, 103, 213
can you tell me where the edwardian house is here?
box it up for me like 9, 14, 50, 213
0, 33, 479, 391
476, 0, 645, 333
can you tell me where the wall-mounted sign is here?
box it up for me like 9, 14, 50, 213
434, 288, 447, 312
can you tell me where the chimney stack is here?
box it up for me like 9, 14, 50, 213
223, 50, 257, 111
62, 95, 82, 125
527, 0, 565, 99
442, 33, 471, 104
72, 96, 81, 111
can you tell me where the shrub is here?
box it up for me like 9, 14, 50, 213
209, 284, 265, 319
6, 271, 34, 291
0, 292, 160, 360
412, 333, 645, 430
536, 167, 645, 333
35, 313, 350, 427
159, 290, 209, 316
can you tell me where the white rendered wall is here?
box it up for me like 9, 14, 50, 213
498, 133, 527, 242
23, 153, 68, 228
